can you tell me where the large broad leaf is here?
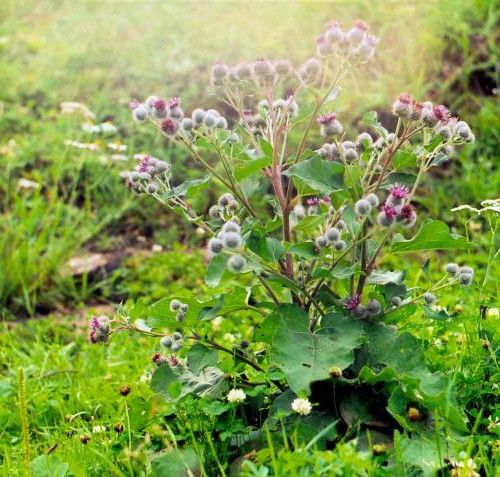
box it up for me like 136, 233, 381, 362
187, 343, 219, 374
162, 176, 210, 200
269, 306, 365, 393
247, 231, 284, 263
151, 448, 201, 477
30, 456, 69, 477
205, 254, 228, 287
284, 156, 344, 195
391, 220, 470, 253
151, 363, 227, 402
234, 156, 271, 181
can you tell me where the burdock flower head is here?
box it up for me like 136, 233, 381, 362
299, 57, 322, 84
387, 184, 410, 205
318, 112, 343, 136
377, 204, 397, 226
161, 117, 178, 136
344, 294, 361, 312
398, 204, 417, 228
89, 315, 111, 344
392, 93, 415, 119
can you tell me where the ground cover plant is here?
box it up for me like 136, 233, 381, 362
1, 1, 498, 476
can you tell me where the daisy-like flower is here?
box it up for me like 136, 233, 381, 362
227, 389, 246, 404
291, 397, 312, 416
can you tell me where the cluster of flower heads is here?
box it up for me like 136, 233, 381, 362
211, 58, 294, 86
160, 330, 184, 353
315, 20, 378, 62
392, 94, 475, 144
445, 262, 475, 286
88, 315, 110, 343
209, 20, 376, 93
132, 95, 229, 138
375, 184, 417, 228
344, 295, 382, 319
169, 299, 189, 322
314, 217, 347, 251
207, 194, 247, 273
120, 154, 171, 195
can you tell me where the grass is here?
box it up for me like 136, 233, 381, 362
0, 0, 498, 474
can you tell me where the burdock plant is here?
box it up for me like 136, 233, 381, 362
102, 18, 478, 473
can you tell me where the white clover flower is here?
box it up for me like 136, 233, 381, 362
291, 398, 312, 416
18, 179, 40, 190
227, 388, 246, 404
92, 425, 106, 433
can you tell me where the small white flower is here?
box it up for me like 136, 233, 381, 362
110, 154, 128, 161
151, 244, 163, 253
17, 179, 40, 190
227, 389, 246, 403
107, 142, 127, 152
291, 397, 312, 416
92, 425, 106, 433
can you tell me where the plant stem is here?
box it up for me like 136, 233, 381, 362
18, 368, 30, 468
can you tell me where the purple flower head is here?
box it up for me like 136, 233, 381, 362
399, 204, 414, 220
389, 184, 410, 199
317, 112, 337, 125
137, 156, 151, 172
345, 295, 361, 311
306, 197, 321, 206
89, 315, 110, 344
129, 99, 140, 109
354, 20, 369, 31
153, 98, 167, 111
432, 104, 450, 123
168, 97, 181, 109
398, 93, 414, 105
381, 204, 398, 221
161, 117, 178, 135
316, 34, 327, 45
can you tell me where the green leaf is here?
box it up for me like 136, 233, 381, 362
163, 176, 210, 199
392, 150, 418, 169
247, 232, 284, 263
385, 172, 417, 186
367, 269, 404, 285
151, 448, 201, 477
187, 343, 219, 374
293, 214, 326, 233
391, 220, 470, 253
284, 156, 344, 195
30, 456, 69, 477
287, 241, 317, 259
362, 111, 378, 127
234, 156, 271, 181
205, 254, 228, 287
270, 308, 365, 393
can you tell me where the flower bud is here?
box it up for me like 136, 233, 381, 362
160, 336, 172, 348
211, 62, 229, 79
326, 227, 340, 242
146, 182, 159, 194
171, 341, 182, 353
253, 59, 275, 79
192, 108, 206, 124
356, 132, 373, 150
329, 366, 343, 378
336, 219, 346, 231
365, 193, 379, 207
227, 254, 246, 272
316, 35, 333, 57
423, 292, 436, 305
222, 221, 240, 234
458, 272, 473, 286
398, 204, 417, 228
180, 117, 194, 132
445, 263, 458, 275
133, 104, 148, 122
344, 147, 358, 163
347, 20, 368, 45
172, 332, 183, 341
366, 299, 381, 316
354, 34, 377, 60
315, 235, 328, 249
215, 116, 228, 129
235, 62, 253, 80
222, 231, 242, 249
293, 203, 306, 219
390, 296, 402, 307
355, 199, 372, 216
325, 22, 344, 44
218, 193, 235, 207
203, 111, 218, 128
274, 59, 292, 76
170, 299, 181, 312
299, 57, 322, 84
334, 239, 346, 251
180, 303, 189, 313
421, 106, 438, 126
